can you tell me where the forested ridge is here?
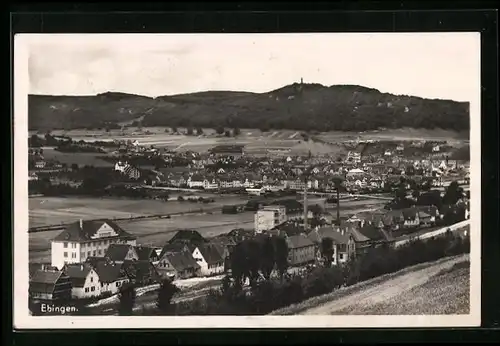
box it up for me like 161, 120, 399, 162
28, 84, 469, 132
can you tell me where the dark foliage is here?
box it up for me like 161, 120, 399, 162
177, 231, 469, 316
29, 86, 469, 132
118, 283, 136, 316
156, 279, 180, 315
320, 237, 334, 267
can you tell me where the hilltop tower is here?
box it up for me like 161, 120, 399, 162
297, 77, 304, 95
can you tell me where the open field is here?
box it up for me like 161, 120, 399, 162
29, 195, 249, 228
32, 127, 469, 157
28, 194, 387, 263
271, 254, 469, 316
41, 147, 114, 167
28, 194, 382, 228
29, 211, 255, 263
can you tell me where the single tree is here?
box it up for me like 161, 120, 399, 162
442, 181, 463, 205
215, 126, 225, 135
156, 279, 180, 315
260, 236, 276, 280
320, 237, 334, 267
171, 126, 178, 133
196, 127, 204, 136
224, 130, 231, 137
118, 283, 136, 316
273, 236, 289, 280
233, 127, 241, 136
221, 275, 232, 297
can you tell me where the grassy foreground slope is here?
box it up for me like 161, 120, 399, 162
271, 254, 470, 315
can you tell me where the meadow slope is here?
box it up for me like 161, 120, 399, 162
271, 254, 470, 315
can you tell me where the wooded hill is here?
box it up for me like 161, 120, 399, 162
28, 84, 470, 132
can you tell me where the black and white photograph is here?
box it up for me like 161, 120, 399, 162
14, 33, 481, 328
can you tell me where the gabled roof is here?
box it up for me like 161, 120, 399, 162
52, 219, 137, 243
85, 256, 112, 268
350, 224, 387, 243
30, 269, 63, 285
286, 234, 315, 249
402, 207, 419, 220
211, 236, 236, 248
164, 251, 200, 272
169, 230, 206, 245
159, 242, 189, 259
29, 263, 57, 279
195, 243, 224, 265
308, 227, 351, 244
134, 246, 159, 261
105, 244, 136, 262
29, 269, 67, 294
63, 263, 93, 287
123, 260, 159, 282
94, 261, 126, 283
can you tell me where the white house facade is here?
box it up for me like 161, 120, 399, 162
51, 219, 137, 270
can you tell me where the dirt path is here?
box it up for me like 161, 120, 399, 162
301, 255, 468, 315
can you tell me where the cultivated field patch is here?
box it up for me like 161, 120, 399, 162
42, 148, 114, 167
29, 195, 249, 227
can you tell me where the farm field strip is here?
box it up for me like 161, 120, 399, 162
28, 196, 250, 227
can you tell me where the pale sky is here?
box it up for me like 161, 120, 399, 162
26, 33, 479, 102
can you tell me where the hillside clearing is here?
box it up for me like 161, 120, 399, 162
271, 254, 470, 315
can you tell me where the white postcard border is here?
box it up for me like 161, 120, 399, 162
13, 33, 481, 329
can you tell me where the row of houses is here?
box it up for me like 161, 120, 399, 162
29, 222, 367, 302
31, 221, 234, 301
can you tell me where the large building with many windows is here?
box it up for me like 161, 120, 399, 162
254, 205, 287, 233
50, 219, 137, 270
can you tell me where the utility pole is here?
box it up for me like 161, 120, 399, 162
303, 173, 309, 231
297, 151, 313, 231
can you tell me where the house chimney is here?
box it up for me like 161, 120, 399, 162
79, 219, 83, 229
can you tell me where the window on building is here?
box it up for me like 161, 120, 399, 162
91, 287, 95, 292
90, 277, 93, 283
87, 251, 91, 257
72, 243, 77, 248
71, 253, 76, 259
116, 281, 121, 287
93, 251, 96, 256
63, 252, 68, 258
63, 242, 68, 248
98, 249, 102, 255
85, 288, 89, 293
